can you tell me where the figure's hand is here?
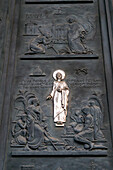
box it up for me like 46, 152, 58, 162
57, 87, 62, 92
46, 95, 52, 100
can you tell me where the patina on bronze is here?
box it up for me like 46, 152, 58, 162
0, 0, 113, 170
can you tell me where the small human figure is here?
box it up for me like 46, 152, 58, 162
26, 98, 42, 122
74, 106, 94, 149
73, 101, 106, 150
11, 114, 27, 145
25, 26, 59, 55
88, 100, 105, 140
25, 33, 52, 54
47, 70, 69, 126
64, 110, 84, 135
66, 15, 92, 54
25, 98, 43, 142
25, 97, 59, 150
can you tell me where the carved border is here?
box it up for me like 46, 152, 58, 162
99, 0, 113, 145
0, 0, 21, 169
11, 150, 107, 156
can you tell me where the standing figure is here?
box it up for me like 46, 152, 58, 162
47, 70, 69, 126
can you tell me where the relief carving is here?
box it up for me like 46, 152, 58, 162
75, 68, 88, 75
11, 90, 61, 151
25, 25, 59, 55
21, 165, 35, 170
19, 77, 102, 89
63, 96, 107, 151
66, 15, 93, 54
24, 13, 96, 56
25, 22, 38, 35
47, 70, 69, 126
11, 90, 107, 153
29, 66, 46, 77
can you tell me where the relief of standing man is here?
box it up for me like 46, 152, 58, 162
47, 70, 69, 126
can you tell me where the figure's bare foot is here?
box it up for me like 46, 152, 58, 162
57, 121, 63, 124
55, 121, 64, 127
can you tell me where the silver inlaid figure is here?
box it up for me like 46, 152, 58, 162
47, 70, 69, 126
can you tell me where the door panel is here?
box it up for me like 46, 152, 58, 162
1, 0, 113, 169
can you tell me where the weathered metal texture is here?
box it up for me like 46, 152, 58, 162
0, 0, 20, 169
0, 0, 113, 170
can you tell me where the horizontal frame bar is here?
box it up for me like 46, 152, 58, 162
20, 54, 98, 60
12, 150, 107, 156
25, 0, 93, 4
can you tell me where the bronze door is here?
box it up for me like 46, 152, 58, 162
0, 0, 113, 169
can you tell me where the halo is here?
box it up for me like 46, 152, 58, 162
53, 70, 65, 80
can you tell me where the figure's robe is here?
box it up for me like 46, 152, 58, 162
51, 81, 69, 123
67, 23, 85, 53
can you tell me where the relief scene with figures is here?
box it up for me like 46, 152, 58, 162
11, 68, 108, 155
17, 3, 99, 59
2, 0, 113, 169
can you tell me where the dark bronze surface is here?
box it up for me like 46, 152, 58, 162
0, 0, 113, 169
